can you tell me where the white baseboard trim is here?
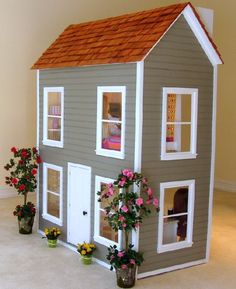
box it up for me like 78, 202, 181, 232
214, 179, 236, 193
137, 259, 207, 279
0, 187, 17, 198
38, 229, 111, 270
0, 189, 37, 199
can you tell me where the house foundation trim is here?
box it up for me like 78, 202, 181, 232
137, 259, 207, 279
38, 229, 111, 270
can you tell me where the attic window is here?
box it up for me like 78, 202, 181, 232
96, 86, 126, 159
43, 87, 64, 148
161, 88, 198, 160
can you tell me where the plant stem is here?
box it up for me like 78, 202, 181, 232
24, 192, 27, 205
124, 187, 129, 251
125, 230, 129, 251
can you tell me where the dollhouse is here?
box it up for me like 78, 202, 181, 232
32, 2, 222, 277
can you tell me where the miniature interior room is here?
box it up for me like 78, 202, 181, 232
166, 93, 192, 153
102, 92, 122, 151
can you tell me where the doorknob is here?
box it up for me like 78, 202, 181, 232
83, 211, 88, 216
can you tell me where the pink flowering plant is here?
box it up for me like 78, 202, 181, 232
97, 169, 159, 270
107, 244, 143, 271
4, 147, 42, 218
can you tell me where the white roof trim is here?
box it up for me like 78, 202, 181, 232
143, 4, 222, 66
182, 5, 222, 65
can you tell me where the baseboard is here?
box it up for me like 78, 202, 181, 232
0, 186, 17, 198
137, 259, 207, 279
214, 179, 236, 193
38, 229, 111, 270
0, 187, 37, 199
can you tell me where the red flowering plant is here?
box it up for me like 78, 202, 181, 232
97, 169, 159, 270
4, 147, 42, 220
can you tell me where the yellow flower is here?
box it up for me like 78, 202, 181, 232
84, 243, 89, 250
87, 248, 92, 253
81, 250, 86, 255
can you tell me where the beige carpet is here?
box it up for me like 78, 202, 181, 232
0, 190, 235, 289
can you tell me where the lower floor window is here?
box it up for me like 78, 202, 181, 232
94, 176, 121, 248
157, 180, 195, 253
43, 163, 63, 226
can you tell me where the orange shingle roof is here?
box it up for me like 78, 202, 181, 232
32, 2, 221, 69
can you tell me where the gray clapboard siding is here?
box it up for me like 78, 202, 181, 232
38, 63, 137, 263
139, 15, 213, 274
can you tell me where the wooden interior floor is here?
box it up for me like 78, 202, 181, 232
0, 190, 235, 289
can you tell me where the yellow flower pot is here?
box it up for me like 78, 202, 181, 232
81, 255, 92, 265
47, 239, 57, 248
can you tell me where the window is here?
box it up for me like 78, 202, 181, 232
43, 87, 64, 148
94, 176, 122, 248
43, 163, 63, 226
161, 88, 198, 160
96, 86, 126, 159
157, 180, 195, 253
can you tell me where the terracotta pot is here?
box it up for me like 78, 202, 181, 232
116, 266, 136, 288
18, 216, 34, 234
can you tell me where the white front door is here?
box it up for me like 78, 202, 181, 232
67, 163, 91, 245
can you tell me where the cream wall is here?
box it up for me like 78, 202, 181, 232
0, 0, 235, 192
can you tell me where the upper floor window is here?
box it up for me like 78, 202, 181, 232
161, 88, 198, 160
43, 163, 63, 226
94, 176, 122, 248
96, 86, 126, 159
157, 180, 195, 253
43, 87, 64, 148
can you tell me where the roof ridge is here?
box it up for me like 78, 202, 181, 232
32, 2, 222, 69
67, 2, 189, 29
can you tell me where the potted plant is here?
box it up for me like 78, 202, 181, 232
97, 169, 159, 288
77, 242, 96, 265
44, 227, 61, 248
4, 147, 41, 234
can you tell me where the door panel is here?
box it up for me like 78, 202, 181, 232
67, 163, 91, 245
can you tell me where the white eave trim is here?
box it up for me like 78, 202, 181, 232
143, 4, 222, 66
182, 5, 222, 66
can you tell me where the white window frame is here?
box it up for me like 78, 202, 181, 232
43, 87, 64, 148
94, 176, 122, 249
157, 179, 195, 253
42, 162, 63, 226
161, 87, 198, 160
96, 86, 126, 159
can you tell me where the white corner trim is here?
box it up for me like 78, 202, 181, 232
132, 61, 144, 252
137, 259, 207, 279
214, 179, 236, 193
206, 65, 218, 261
182, 6, 222, 65
36, 70, 40, 148
134, 61, 144, 173
36, 69, 40, 232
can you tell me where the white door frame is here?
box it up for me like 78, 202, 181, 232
67, 162, 91, 245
